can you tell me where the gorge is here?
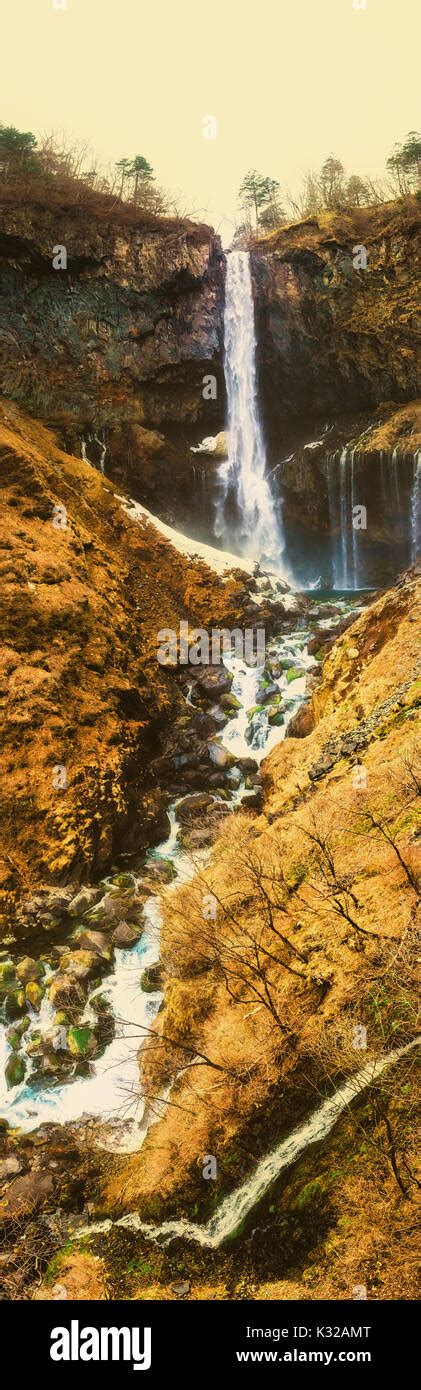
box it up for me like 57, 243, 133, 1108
0, 178, 419, 1305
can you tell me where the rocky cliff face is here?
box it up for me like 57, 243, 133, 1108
1, 193, 420, 562
251, 196, 420, 426
248, 198, 421, 579
0, 202, 226, 489
0, 401, 252, 933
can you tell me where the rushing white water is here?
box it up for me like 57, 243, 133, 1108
81, 1038, 419, 1249
410, 450, 421, 562
339, 447, 349, 588
0, 625, 313, 1147
215, 251, 288, 575
0, 813, 188, 1147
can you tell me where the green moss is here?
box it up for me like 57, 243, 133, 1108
293, 1178, 324, 1209
246, 704, 265, 720
67, 1025, 96, 1057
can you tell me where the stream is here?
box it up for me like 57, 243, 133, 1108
0, 601, 343, 1148
81, 1039, 420, 1249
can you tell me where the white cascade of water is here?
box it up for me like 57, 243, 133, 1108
81, 1038, 419, 1249
327, 450, 339, 587
329, 448, 362, 590
214, 250, 288, 576
0, 625, 312, 1148
410, 450, 421, 562
350, 447, 359, 585
390, 448, 402, 553
339, 447, 349, 588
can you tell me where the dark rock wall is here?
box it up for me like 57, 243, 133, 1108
250, 197, 420, 429
0, 206, 226, 470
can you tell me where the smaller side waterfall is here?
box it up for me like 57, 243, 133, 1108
79, 1039, 419, 1250
327, 448, 361, 589
327, 447, 419, 589
339, 447, 349, 587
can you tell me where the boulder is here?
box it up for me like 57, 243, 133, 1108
4, 989, 27, 1021
48, 974, 85, 1010
207, 704, 228, 726
285, 666, 304, 683
178, 793, 214, 820
16, 956, 45, 989
74, 931, 112, 961
6, 1016, 29, 1049
197, 666, 232, 698
67, 1025, 97, 1058
0, 1170, 54, 1223
207, 742, 237, 770
5, 1053, 26, 1089
59, 949, 102, 981
237, 756, 259, 774
25, 981, 44, 1011
67, 886, 105, 917
112, 922, 142, 948
0, 1155, 23, 1181
287, 702, 314, 737
138, 859, 175, 887
256, 682, 280, 704
220, 692, 242, 711
109, 873, 136, 890
140, 962, 164, 993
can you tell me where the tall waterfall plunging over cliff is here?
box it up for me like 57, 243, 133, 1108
214, 251, 287, 574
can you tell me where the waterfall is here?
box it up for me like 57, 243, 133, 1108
328, 449, 360, 590
410, 450, 421, 562
215, 251, 287, 575
350, 448, 358, 581
80, 1038, 419, 1249
339, 447, 349, 588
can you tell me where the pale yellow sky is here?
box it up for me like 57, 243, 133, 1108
2, 0, 420, 239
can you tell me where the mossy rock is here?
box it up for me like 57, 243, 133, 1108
67, 1025, 97, 1058
5, 1052, 26, 1089
220, 692, 242, 711
0, 962, 15, 987
286, 667, 304, 683
4, 988, 27, 1021
246, 704, 265, 721
6, 1015, 30, 1049
152, 858, 176, 883
7, 1015, 30, 1045
141, 962, 164, 993
269, 711, 285, 726
25, 980, 45, 1011
16, 956, 46, 986
110, 873, 136, 889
